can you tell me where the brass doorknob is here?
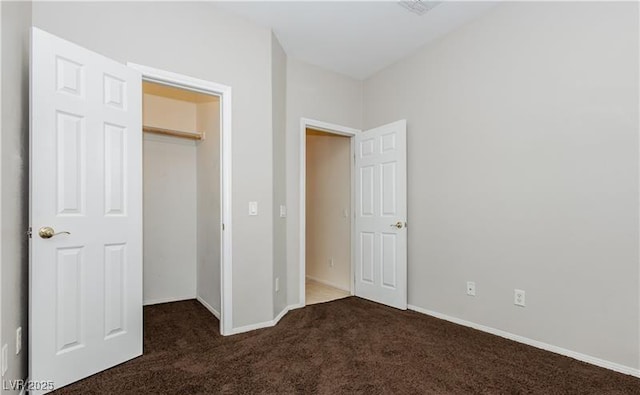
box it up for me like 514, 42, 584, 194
38, 226, 70, 239
391, 221, 404, 229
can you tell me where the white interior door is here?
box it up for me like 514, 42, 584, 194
355, 120, 407, 309
30, 28, 142, 393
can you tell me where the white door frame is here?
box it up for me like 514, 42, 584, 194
127, 63, 233, 336
0, 2, 3, 366
299, 118, 360, 306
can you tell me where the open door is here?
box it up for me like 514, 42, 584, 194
355, 120, 407, 310
30, 28, 142, 393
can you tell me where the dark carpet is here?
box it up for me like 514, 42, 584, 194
55, 297, 639, 394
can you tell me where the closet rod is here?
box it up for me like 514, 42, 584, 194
143, 126, 203, 140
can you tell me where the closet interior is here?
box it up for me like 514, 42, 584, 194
142, 81, 221, 318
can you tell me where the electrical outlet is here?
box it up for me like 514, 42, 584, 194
1, 344, 8, 376
279, 205, 287, 218
275, 277, 280, 292
329, 258, 334, 267
514, 289, 526, 307
466, 281, 476, 296
16, 327, 22, 355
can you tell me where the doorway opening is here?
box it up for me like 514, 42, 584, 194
129, 63, 233, 335
141, 81, 220, 315
305, 129, 351, 304
299, 119, 359, 306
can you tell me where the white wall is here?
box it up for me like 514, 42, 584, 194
197, 100, 221, 314
364, 1, 639, 370
1, 1, 31, 392
33, 1, 275, 328
143, 133, 197, 304
305, 131, 351, 291
272, 34, 288, 316
286, 58, 363, 305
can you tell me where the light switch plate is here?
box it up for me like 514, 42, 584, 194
249, 201, 258, 216
280, 205, 287, 218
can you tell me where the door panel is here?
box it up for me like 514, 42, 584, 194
355, 120, 407, 309
56, 111, 86, 215
104, 243, 127, 338
55, 247, 84, 353
360, 165, 375, 216
30, 28, 142, 394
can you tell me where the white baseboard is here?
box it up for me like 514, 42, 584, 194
407, 304, 640, 379
196, 296, 220, 319
228, 319, 274, 335
287, 303, 305, 311
273, 305, 290, 324
306, 275, 350, 293
143, 295, 195, 306
228, 303, 303, 335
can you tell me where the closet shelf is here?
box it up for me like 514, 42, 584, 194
143, 125, 203, 140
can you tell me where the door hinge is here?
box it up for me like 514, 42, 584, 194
27, 227, 32, 238
222, 223, 225, 231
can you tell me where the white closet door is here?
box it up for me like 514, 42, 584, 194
30, 27, 142, 394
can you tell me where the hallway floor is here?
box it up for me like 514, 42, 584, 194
305, 278, 350, 305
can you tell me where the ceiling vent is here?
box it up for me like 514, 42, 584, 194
398, 0, 441, 16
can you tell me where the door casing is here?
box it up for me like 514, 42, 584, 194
127, 63, 234, 336
299, 118, 359, 306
